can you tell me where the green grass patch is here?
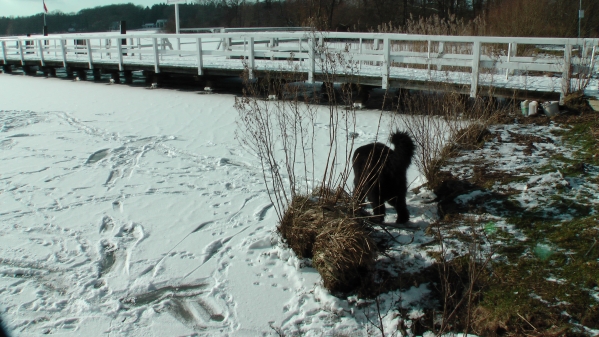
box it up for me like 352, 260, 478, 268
476, 216, 599, 334
553, 120, 599, 166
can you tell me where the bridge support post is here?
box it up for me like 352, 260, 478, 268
42, 67, 55, 77
124, 70, 133, 84
143, 71, 153, 84
65, 67, 74, 78
470, 40, 481, 98
76, 69, 87, 81
560, 43, 572, 105
92, 68, 101, 81
341, 83, 365, 106
322, 82, 335, 103
1, 65, 11, 74
143, 71, 164, 87
22, 65, 36, 75
110, 71, 121, 84
267, 78, 285, 100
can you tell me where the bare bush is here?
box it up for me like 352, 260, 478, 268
394, 87, 504, 190
234, 30, 367, 217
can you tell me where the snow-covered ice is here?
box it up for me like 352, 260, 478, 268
0, 74, 438, 336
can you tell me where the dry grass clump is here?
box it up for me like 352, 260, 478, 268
278, 195, 321, 258
277, 188, 377, 293
313, 219, 376, 293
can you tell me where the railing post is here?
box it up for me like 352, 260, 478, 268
560, 43, 572, 104
470, 40, 481, 98
427, 40, 431, 73
437, 41, 445, 70
60, 39, 67, 68
137, 38, 141, 60
117, 38, 124, 71
382, 37, 390, 89
1, 41, 6, 63
37, 40, 45, 66
507, 42, 517, 77
153, 38, 160, 73
248, 37, 255, 79
359, 38, 363, 72
18, 40, 25, 65
308, 38, 315, 83
220, 28, 226, 51
86, 39, 93, 69
196, 37, 203, 76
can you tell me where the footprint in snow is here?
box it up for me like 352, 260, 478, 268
86, 148, 110, 164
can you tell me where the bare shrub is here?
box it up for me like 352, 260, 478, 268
235, 31, 384, 294
395, 87, 504, 190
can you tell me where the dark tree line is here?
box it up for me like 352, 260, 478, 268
0, 3, 174, 36
1, 0, 598, 37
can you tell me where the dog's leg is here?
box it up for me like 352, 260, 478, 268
368, 188, 386, 223
394, 196, 410, 224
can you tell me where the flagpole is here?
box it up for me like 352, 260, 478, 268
43, 0, 48, 36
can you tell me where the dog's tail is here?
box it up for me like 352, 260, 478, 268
389, 130, 415, 164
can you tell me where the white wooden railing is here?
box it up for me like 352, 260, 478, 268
1, 31, 597, 100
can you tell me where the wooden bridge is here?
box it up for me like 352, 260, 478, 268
1, 31, 597, 102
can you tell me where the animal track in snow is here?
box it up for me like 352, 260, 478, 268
254, 203, 273, 221
85, 148, 110, 164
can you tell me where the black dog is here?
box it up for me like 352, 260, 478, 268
352, 131, 415, 223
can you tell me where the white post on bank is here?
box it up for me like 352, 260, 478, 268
167, 0, 186, 51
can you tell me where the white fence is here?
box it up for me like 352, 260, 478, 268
1, 31, 597, 100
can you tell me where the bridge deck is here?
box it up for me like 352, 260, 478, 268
2, 32, 597, 101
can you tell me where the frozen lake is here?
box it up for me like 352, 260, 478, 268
0, 74, 441, 336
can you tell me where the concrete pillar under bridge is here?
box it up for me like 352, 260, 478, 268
92, 69, 101, 81
124, 70, 133, 84
75, 69, 87, 81
22, 65, 37, 75
65, 67, 74, 79
143, 71, 168, 87
320, 82, 373, 106
1, 65, 12, 74
340, 83, 371, 108
109, 71, 120, 84
255, 77, 287, 99
41, 67, 56, 77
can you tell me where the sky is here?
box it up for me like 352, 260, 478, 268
0, 0, 171, 18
